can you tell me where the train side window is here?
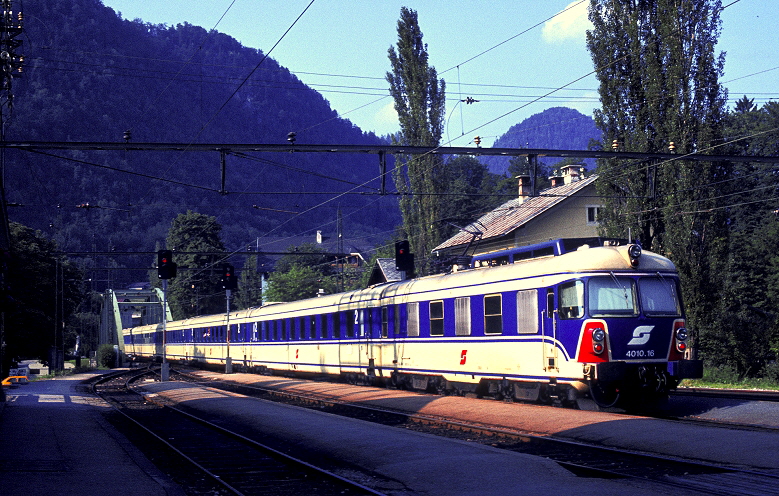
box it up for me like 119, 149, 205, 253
407, 302, 420, 337
346, 311, 355, 337
309, 316, 316, 339
546, 290, 555, 316
559, 281, 584, 319
429, 300, 444, 336
484, 294, 503, 335
516, 290, 538, 333
332, 312, 339, 339
381, 307, 389, 338
320, 314, 329, 339
455, 297, 471, 336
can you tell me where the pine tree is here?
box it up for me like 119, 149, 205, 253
386, 7, 446, 274
162, 211, 227, 319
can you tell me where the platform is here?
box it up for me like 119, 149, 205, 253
0, 373, 184, 496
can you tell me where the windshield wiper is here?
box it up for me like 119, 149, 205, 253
610, 271, 629, 303
656, 271, 677, 300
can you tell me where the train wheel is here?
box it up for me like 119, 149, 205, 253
537, 384, 553, 404
497, 382, 514, 402
430, 378, 448, 395
588, 380, 620, 408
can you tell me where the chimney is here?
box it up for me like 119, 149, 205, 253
549, 174, 564, 188
517, 175, 531, 203
561, 164, 585, 184
316, 230, 323, 244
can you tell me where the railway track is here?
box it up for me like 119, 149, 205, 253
171, 369, 779, 495
91, 369, 384, 496
672, 386, 779, 402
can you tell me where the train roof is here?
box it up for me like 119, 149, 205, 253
124, 244, 676, 331
251, 244, 674, 311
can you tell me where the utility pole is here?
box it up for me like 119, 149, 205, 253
220, 264, 237, 373
337, 208, 343, 292
0, 0, 22, 382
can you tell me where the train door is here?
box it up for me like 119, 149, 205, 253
542, 288, 559, 373
339, 309, 361, 376
364, 307, 377, 378
390, 303, 409, 371
373, 305, 394, 380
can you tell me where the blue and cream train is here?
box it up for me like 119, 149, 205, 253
122, 239, 703, 408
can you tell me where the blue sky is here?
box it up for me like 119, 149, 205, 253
102, 0, 777, 147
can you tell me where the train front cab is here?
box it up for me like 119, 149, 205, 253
551, 271, 703, 407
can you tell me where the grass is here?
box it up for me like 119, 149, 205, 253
680, 363, 779, 391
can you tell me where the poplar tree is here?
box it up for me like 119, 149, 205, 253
387, 7, 446, 274
587, 0, 728, 355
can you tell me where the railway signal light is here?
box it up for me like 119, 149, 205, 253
221, 263, 238, 290
395, 240, 414, 273
157, 250, 177, 279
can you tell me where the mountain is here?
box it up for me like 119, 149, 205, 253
4, 0, 398, 288
483, 107, 602, 174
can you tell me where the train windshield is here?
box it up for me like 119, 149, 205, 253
588, 276, 638, 317
638, 277, 681, 316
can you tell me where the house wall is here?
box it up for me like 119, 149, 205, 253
470, 184, 601, 257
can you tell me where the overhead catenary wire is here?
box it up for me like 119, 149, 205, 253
18, 1, 778, 266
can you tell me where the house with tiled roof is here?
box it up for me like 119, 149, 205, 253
433, 165, 602, 260
366, 258, 404, 286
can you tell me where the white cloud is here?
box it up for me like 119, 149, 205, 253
542, 1, 592, 43
370, 101, 399, 137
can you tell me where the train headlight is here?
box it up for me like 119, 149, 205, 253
675, 326, 689, 353
628, 244, 642, 268
591, 327, 605, 355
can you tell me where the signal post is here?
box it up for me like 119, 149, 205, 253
157, 250, 177, 381
221, 264, 237, 373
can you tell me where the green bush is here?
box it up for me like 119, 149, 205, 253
97, 344, 118, 368
765, 362, 779, 383
701, 363, 741, 384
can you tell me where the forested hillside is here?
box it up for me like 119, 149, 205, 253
484, 107, 601, 174
3, 0, 607, 291
4, 0, 396, 287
